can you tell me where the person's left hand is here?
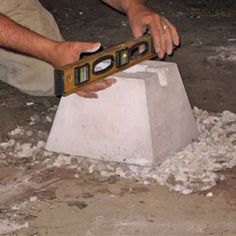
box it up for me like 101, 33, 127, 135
126, 4, 180, 59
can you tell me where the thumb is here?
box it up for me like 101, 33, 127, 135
81, 42, 101, 53
132, 25, 146, 39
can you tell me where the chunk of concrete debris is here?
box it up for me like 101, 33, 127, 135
46, 61, 198, 166
30, 196, 38, 202
206, 192, 214, 198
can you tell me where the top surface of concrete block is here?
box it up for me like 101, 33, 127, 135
46, 61, 199, 166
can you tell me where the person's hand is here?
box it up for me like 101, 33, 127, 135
51, 41, 101, 68
76, 79, 116, 98
51, 41, 116, 98
126, 4, 180, 59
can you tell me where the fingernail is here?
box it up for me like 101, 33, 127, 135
158, 50, 164, 59
174, 41, 179, 46
157, 46, 164, 55
96, 82, 108, 87
155, 46, 160, 54
174, 37, 180, 46
84, 43, 101, 53
167, 49, 173, 55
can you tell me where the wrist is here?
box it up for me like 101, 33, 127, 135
122, 0, 145, 14
43, 40, 61, 67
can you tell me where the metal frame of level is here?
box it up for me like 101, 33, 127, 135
54, 34, 157, 96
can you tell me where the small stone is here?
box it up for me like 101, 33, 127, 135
9, 127, 24, 136
88, 165, 95, 174
206, 192, 214, 198
30, 196, 38, 202
26, 131, 33, 136
46, 116, 52, 123
37, 141, 45, 148
0, 139, 15, 150
74, 174, 79, 178
53, 155, 71, 167
100, 170, 111, 177
81, 193, 94, 198
50, 105, 58, 111
121, 21, 127, 26
67, 201, 88, 209
219, 175, 225, 181
26, 102, 34, 106
182, 189, 193, 195
0, 153, 6, 159
31, 115, 40, 122
71, 158, 78, 166
143, 181, 150, 185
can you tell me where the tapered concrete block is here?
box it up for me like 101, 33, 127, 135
46, 61, 199, 166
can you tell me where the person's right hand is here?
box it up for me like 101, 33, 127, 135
51, 41, 116, 98
126, 4, 180, 59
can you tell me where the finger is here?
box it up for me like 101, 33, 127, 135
162, 19, 174, 55
82, 81, 110, 93
95, 78, 117, 90
78, 42, 101, 52
77, 90, 98, 99
163, 18, 180, 46
83, 42, 101, 53
149, 19, 165, 58
84, 78, 116, 92
104, 78, 117, 86
74, 42, 101, 60
131, 23, 147, 38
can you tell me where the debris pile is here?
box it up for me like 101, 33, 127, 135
207, 46, 236, 63
0, 220, 28, 235
0, 106, 235, 194
153, 108, 236, 193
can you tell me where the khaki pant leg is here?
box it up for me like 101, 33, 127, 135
0, 0, 63, 96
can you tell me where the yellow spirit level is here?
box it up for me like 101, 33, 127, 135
54, 34, 157, 96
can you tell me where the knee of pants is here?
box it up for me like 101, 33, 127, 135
3, 58, 56, 97
20, 60, 56, 97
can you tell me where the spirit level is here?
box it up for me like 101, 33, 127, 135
54, 34, 157, 96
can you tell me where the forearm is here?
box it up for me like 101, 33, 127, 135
0, 13, 57, 65
102, 0, 145, 14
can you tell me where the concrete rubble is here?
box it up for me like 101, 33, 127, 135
0, 220, 29, 235
0, 105, 235, 195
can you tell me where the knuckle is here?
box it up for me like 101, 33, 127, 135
154, 14, 161, 22
172, 26, 178, 33
144, 14, 154, 23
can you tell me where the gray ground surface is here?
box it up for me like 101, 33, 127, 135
0, 0, 236, 235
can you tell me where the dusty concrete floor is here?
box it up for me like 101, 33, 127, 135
0, 0, 236, 235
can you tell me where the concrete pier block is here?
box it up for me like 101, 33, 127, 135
46, 61, 199, 166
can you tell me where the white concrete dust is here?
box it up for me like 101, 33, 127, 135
153, 108, 236, 193
0, 220, 28, 234
0, 107, 236, 194
207, 46, 236, 63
